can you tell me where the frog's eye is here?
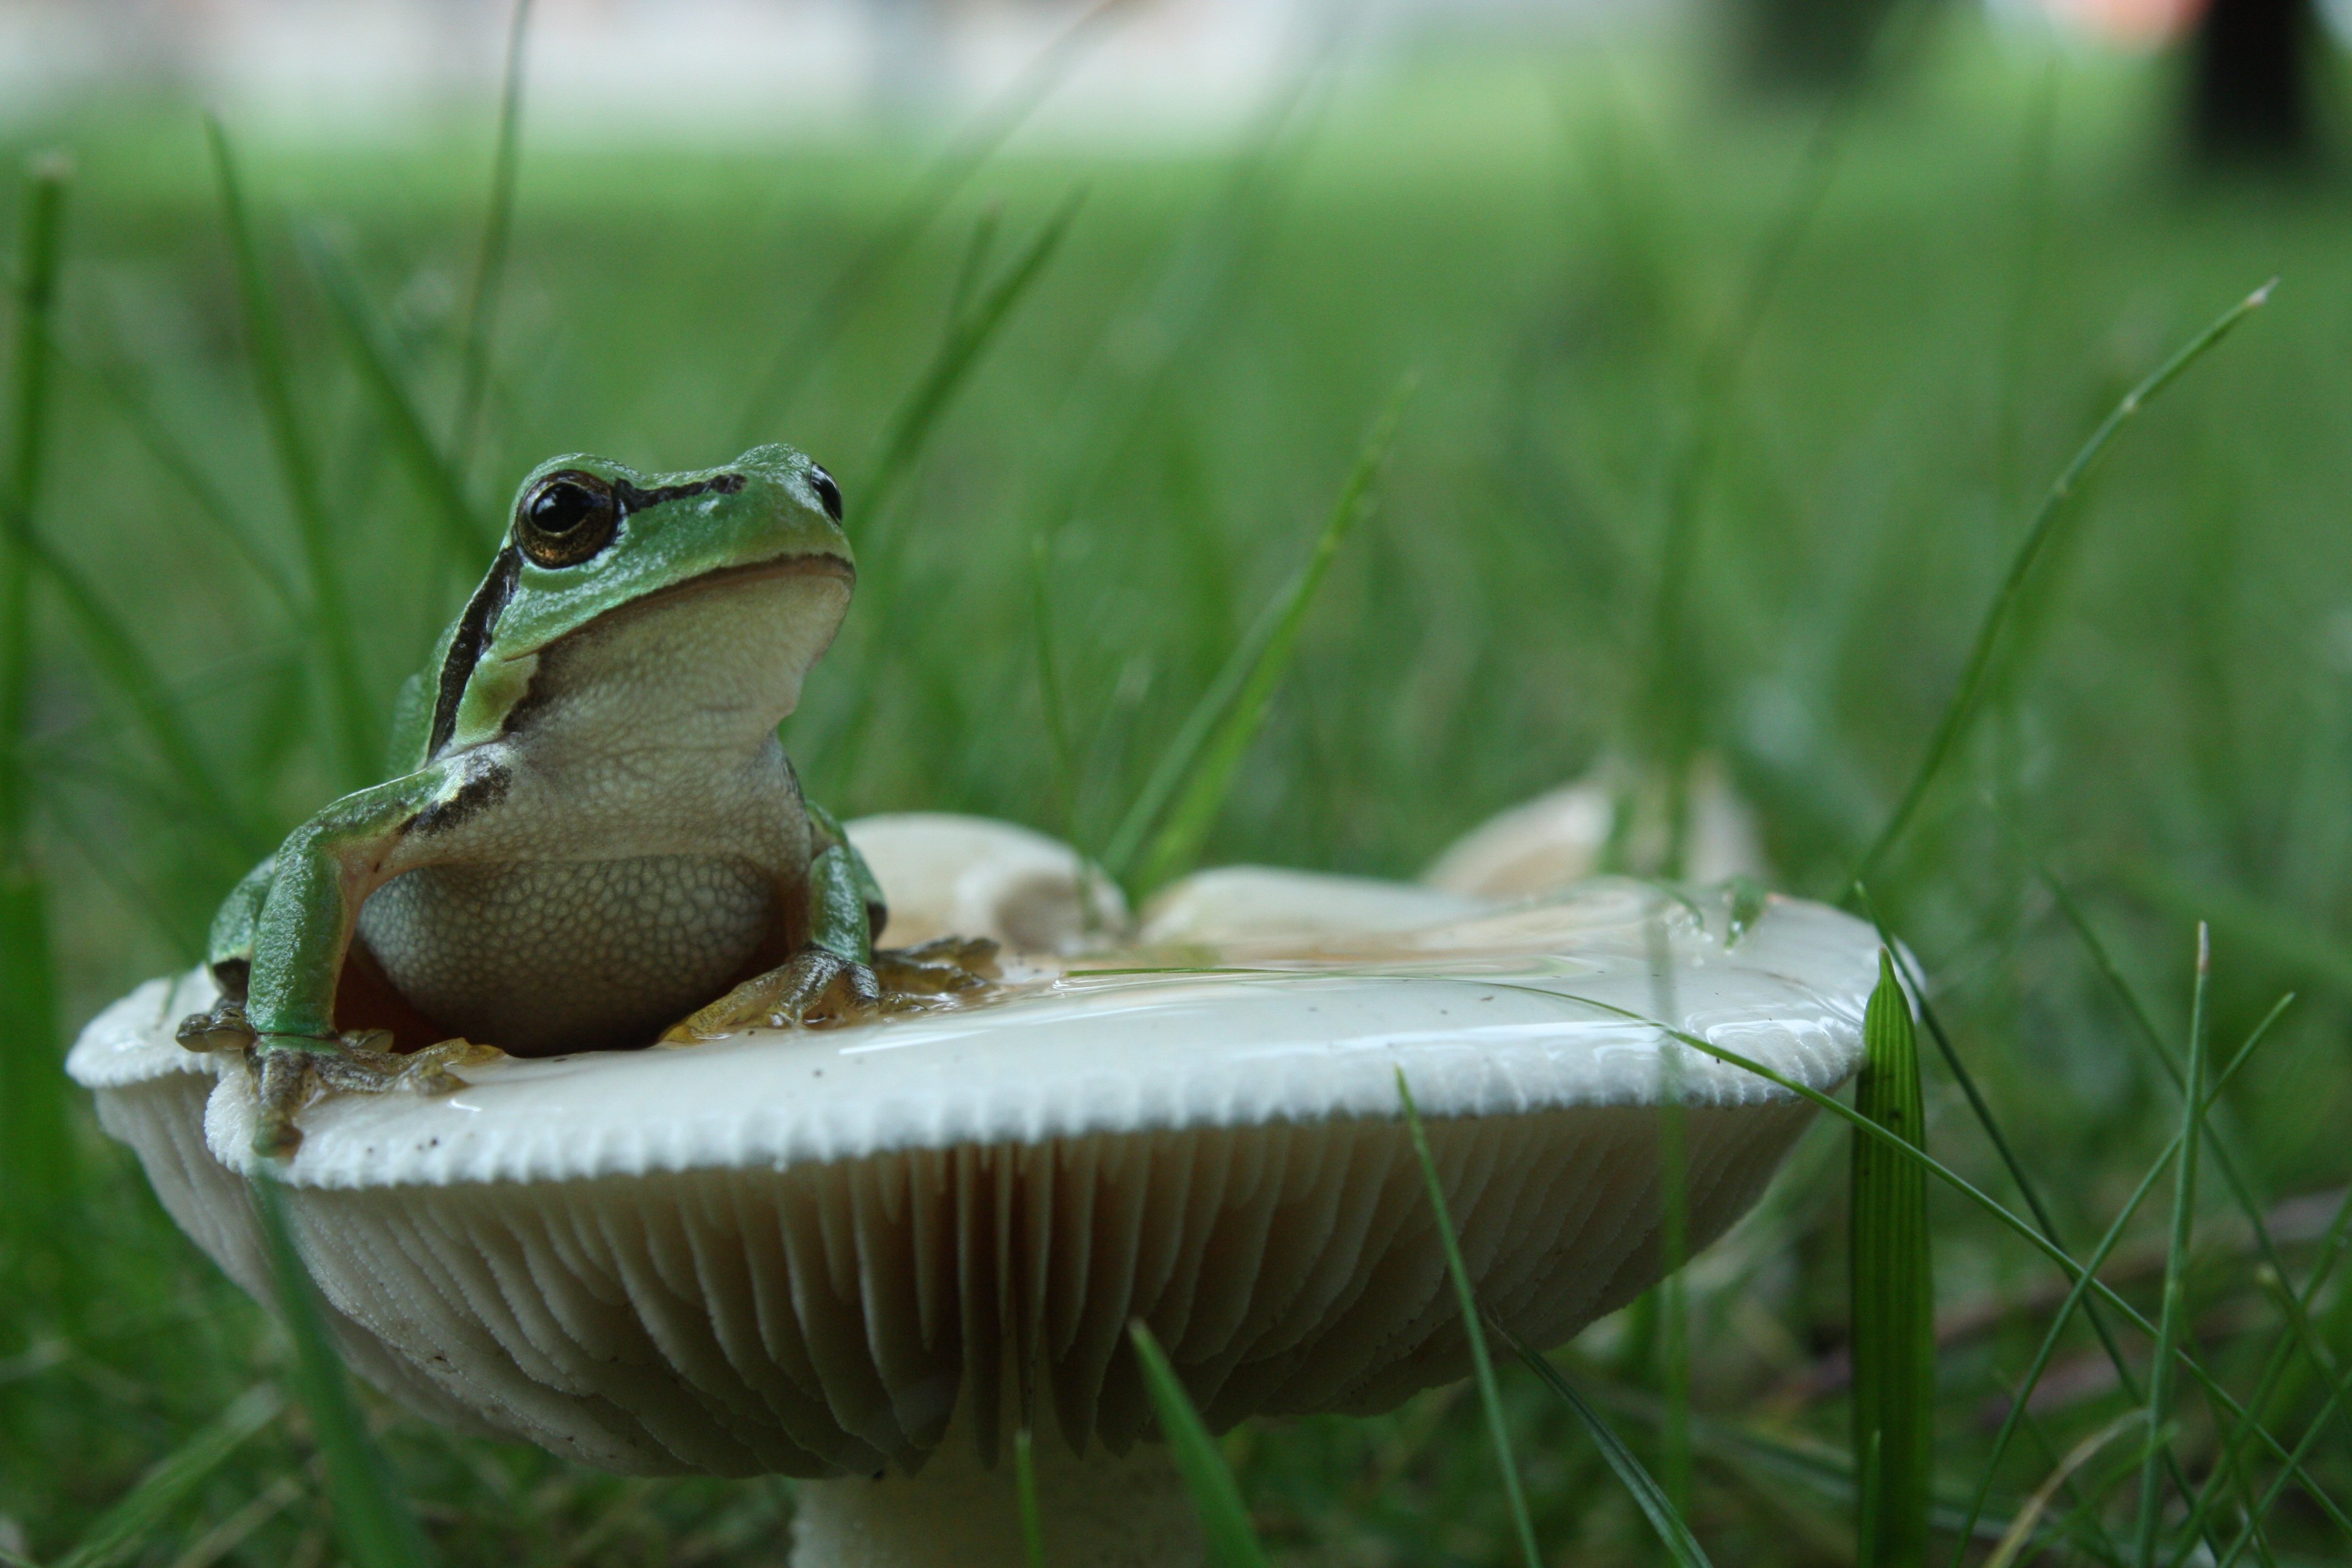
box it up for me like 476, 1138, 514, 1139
516, 471, 620, 568
808, 466, 843, 523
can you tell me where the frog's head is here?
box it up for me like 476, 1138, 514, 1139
427, 444, 856, 759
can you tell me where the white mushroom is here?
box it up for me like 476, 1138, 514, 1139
69, 816, 1876, 1568
1424, 756, 1767, 897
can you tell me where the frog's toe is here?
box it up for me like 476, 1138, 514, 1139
251, 1046, 318, 1160
874, 935, 1001, 996
177, 996, 257, 1055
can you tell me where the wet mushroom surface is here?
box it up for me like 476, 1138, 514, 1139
70, 815, 1881, 1568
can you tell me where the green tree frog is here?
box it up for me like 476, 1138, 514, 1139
178, 444, 990, 1157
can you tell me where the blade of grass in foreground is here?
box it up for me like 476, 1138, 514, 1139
299, 225, 492, 557
1850, 951, 1932, 1568
252, 1173, 435, 1568
450, 0, 531, 473
1983, 1412, 2144, 1568
1013, 1425, 1046, 1568
1128, 1321, 1269, 1568
1490, 1323, 1715, 1567
47, 1384, 285, 1568
0, 151, 70, 1237
2133, 925, 2211, 1568
1470, 980, 2348, 1528
1104, 377, 1412, 892
1850, 279, 2273, 892
1950, 991, 2293, 1566
206, 115, 378, 789
1396, 1068, 1543, 1568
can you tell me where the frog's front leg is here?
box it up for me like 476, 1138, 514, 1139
178, 771, 475, 1158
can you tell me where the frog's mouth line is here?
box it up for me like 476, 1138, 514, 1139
576, 551, 857, 633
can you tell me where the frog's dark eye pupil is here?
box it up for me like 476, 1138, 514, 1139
809, 466, 843, 523
531, 481, 596, 535
515, 470, 619, 568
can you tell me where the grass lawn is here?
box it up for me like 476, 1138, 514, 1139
6, 15, 2352, 1564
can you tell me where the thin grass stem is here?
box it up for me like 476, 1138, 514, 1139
1395, 1068, 1543, 1568
1012, 1424, 1046, 1568
47, 1385, 284, 1568
1126, 1320, 1270, 1568
1852, 280, 2272, 890
1102, 378, 1409, 889
1952, 992, 2291, 1563
251, 1172, 435, 1568
300, 225, 492, 557
64, 347, 301, 615
206, 115, 378, 788
0, 151, 70, 1241
450, 0, 531, 475
730, 0, 1131, 445
1491, 1325, 1715, 1566
1125, 380, 1409, 892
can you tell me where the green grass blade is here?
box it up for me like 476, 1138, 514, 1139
0, 525, 257, 853
1395, 1067, 1543, 1568
1860, 888, 2198, 1560
1106, 378, 1411, 890
1127, 1320, 1270, 1568
1013, 1424, 1046, 1568
1850, 950, 1933, 1567
1502, 981, 2349, 1531
66, 348, 301, 616
251, 1173, 435, 1568
730, 0, 1129, 445
2133, 925, 2211, 1568
1852, 279, 2273, 890
2, 150, 68, 852
205, 114, 378, 788
853, 190, 1086, 542
1030, 529, 1085, 856
298, 224, 492, 558
450, 0, 531, 472
47, 1384, 285, 1568
1952, 992, 2292, 1566
0, 152, 70, 1239
1493, 1318, 1715, 1565
1984, 1412, 2144, 1568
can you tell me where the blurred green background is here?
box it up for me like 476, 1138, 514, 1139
7, 0, 2352, 1562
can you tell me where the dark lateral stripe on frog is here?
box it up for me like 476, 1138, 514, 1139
427, 545, 524, 761
404, 764, 513, 837
613, 472, 746, 513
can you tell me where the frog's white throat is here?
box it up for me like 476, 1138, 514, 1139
507, 558, 851, 764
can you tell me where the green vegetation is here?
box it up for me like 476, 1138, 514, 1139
6, 16, 2352, 1564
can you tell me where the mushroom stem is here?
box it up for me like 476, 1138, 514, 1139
791, 1435, 1204, 1568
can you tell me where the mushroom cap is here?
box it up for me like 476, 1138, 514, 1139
70, 818, 1875, 1479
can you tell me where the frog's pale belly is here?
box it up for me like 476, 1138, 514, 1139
356, 856, 774, 1055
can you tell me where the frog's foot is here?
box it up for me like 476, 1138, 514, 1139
874, 935, 1001, 995
663, 948, 883, 1043
247, 1032, 483, 1160
665, 937, 1005, 1044
177, 995, 257, 1054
